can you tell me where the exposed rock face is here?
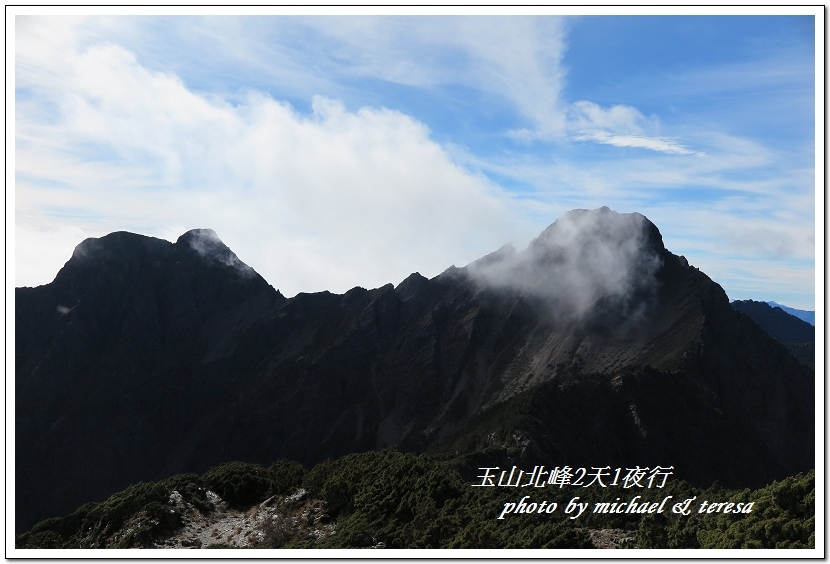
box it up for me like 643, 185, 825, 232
15, 210, 814, 532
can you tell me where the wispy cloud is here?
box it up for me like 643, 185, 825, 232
573, 131, 698, 155
567, 100, 699, 155
295, 16, 570, 136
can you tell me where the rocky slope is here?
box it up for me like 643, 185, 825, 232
15, 208, 814, 532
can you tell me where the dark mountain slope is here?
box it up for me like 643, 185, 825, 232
767, 301, 815, 326
15, 209, 814, 532
432, 233, 813, 489
731, 300, 815, 344
16, 229, 284, 531
731, 299, 815, 367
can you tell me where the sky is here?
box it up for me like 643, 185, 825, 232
10, 8, 821, 311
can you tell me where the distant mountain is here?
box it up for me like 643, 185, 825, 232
731, 300, 815, 367
15, 208, 814, 532
731, 300, 815, 344
767, 301, 815, 326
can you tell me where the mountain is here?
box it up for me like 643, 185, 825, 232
767, 301, 815, 326
15, 208, 814, 532
15, 229, 284, 532
730, 300, 815, 367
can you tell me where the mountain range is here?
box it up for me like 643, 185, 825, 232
766, 302, 815, 326
730, 300, 815, 368
15, 207, 815, 533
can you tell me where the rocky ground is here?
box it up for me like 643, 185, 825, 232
104, 485, 637, 550
585, 528, 638, 549
144, 488, 335, 549
134, 486, 635, 549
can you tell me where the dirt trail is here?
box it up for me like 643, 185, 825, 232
152, 489, 334, 549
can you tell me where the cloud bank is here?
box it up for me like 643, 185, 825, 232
15, 20, 527, 294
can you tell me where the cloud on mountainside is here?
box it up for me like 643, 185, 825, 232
184, 228, 255, 277
468, 208, 663, 323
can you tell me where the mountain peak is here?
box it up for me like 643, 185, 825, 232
175, 227, 223, 247
531, 207, 665, 255
467, 207, 665, 323
61, 229, 257, 281
174, 228, 255, 277
69, 231, 170, 262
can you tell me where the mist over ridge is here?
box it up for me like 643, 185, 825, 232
53, 207, 665, 307
177, 228, 256, 278
465, 207, 664, 325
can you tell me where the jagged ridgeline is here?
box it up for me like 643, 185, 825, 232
16, 451, 815, 549
16, 208, 814, 542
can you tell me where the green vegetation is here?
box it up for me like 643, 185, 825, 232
16, 451, 814, 550
636, 471, 815, 548
15, 461, 303, 549
299, 450, 593, 548
696, 471, 815, 548
203, 459, 304, 508
17, 474, 200, 549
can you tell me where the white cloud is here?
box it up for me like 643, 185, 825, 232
15, 221, 88, 287
468, 208, 663, 324
568, 100, 648, 134
568, 100, 698, 155
17, 16, 704, 154
15, 21, 528, 294
301, 17, 569, 127
576, 131, 698, 155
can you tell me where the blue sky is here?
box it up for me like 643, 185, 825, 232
12, 10, 821, 310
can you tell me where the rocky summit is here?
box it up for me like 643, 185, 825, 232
15, 208, 814, 532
